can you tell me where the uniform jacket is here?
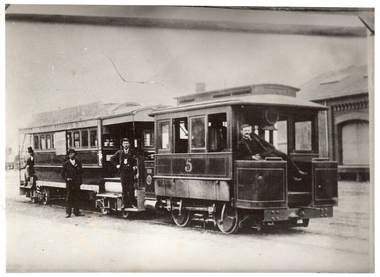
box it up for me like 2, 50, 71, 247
25, 157, 36, 178
110, 148, 138, 174
237, 133, 275, 159
61, 158, 83, 186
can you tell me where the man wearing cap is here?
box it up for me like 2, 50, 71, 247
237, 124, 307, 181
61, 149, 84, 218
110, 138, 138, 209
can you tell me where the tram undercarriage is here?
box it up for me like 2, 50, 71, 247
159, 197, 332, 234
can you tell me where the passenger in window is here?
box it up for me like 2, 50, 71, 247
237, 124, 307, 181
110, 138, 138, 209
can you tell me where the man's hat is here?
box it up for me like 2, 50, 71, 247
27, 147, 34, 154
67, 148, 76, 154
122, 138, 129, 143
240, 124, 251, 130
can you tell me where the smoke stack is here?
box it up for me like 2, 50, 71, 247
196, 83, 206, 93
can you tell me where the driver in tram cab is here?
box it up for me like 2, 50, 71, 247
110, 138, 138, 209
237, 124, 307, 181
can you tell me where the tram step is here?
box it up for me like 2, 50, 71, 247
96, 193, 122, 198
123, 207, 143, 212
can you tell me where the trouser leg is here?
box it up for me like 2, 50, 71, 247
127, 183, 135, 205
121, 171, 135, 207
122, 184, 134, 207
121, 178, 128, 207
265, 149, 301, 176
73, 188, 80, 214
66, 185, 73, 215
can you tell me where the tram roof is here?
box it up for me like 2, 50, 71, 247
101, 104, 170, 125
19, 102, 170, 133
150, 94, 327, 116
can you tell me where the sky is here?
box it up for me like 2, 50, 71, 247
2, 3, 373, 155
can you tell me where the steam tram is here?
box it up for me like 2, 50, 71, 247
151, 84, 338, 233
19, 84, 338, 234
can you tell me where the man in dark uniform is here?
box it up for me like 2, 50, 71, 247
237, 124, 307, 181
24, 147, 37, 197
61, 149, 84, 218
110, 138, 138, 208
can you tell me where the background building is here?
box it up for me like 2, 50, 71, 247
298, 65, 370, 181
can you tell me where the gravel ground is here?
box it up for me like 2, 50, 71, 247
3, 170, 374, 273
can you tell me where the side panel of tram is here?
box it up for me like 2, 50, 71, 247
19, 118, 102, 204
154, 107, 233, 199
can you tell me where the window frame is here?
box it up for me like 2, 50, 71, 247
157, 119, 171, 153
66, 128, 98, 150
33, 133, 55, 151
190, 115, 206, 153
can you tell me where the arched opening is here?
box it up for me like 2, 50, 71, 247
339, 120, 369, 166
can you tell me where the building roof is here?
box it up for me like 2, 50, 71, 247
297, 65, 368, 101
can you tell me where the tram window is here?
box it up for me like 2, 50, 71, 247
67, 132, 72, 148
143, 130, 154, 148
40, 135, 46, 150
174, 118, 188, 153
208, 113, 227, 152
295, 120, 312, 151
34, 135, 39, 150
81, 130, 89, 147
158, 120, 171, 151
73, 131, 80, 148
90, 130, 97, 147
46, 134, 52, 149
275, 121, 288, 154
191, 116, 206, 151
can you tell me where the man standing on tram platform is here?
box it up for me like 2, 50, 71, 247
61, 149, 84, 218
110, 138, 138, 209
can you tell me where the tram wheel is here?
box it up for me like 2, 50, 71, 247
171, 208, 192, 227
216, 204, 239, 234
41, 188, 50, 205
120, 210, 129, 218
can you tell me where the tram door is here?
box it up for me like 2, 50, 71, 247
101, 124, 125, 178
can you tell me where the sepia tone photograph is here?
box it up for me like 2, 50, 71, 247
2, 1, 375, 273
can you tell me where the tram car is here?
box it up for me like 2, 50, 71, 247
18, 83, 338, 234
150, 84, 338, 233
18, 101, 166, 209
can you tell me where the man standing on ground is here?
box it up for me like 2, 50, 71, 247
61, 149, 84, 218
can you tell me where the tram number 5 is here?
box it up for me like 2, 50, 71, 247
185, 159, 193, 173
